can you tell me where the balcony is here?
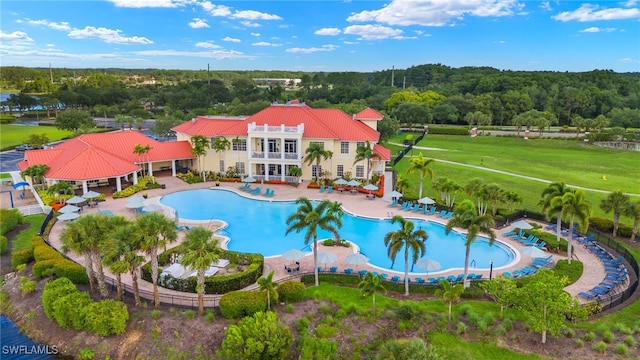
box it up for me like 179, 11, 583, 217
250, 151, 300, 160
247, 122, 304, 134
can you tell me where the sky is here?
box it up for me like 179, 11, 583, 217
1, 0, 639, 73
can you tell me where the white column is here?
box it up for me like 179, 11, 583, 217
148, 162, 153, 176
280, 164, 285, 181
82, 181, 88, 194
265, 163, 269, 181
297, 139, 301, 160
171, 160, 176, 177
133, 171, 138, 184
116, 177, 122, 192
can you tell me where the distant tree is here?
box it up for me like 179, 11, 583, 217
303, 142, 332, 183
26, 134, 49, 148
353, 141, 381, 183
55, 109, 95, 132
600, 190, 630, 237
152, 116, 182, 137
133, 144, 153, 177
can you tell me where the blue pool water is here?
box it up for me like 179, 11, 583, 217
161, 189, 515, 273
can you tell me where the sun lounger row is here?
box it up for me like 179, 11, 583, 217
318, 185, 334, 193
503, 266, 539, 279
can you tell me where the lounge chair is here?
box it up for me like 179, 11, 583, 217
358, 269, 368, 276
535, 241, 546, 249
99, 209, 114, 216
319, 185, 325, 193
447, 275, 457, 282
428, 207, 437, 215
380, 273, 388, 280
329, 266, 338, 273
344, 268, 354, 274
428, 277, 439, 284
502, 271, 517, 278
250, 187, 261, 195
442, 211, 453, 219
327, 186, 333, 193
391, 275, 400, 282
388, 199, 398, 207
238, 183, 250, 190
503, 230, 517, 236
420, 205, 428, 214
413, 204, 422, 213
175, 225, 186, 231
415, 277, 425, 284
579, 291, 596, 300
436, 210, 447, 217
242, 185, 253, 192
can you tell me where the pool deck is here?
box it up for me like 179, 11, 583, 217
45, 177, 616, 306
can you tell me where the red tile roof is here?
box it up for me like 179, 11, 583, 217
173, 103, 380, 142
355, 108, 384, 121
373, 144, 391, 161
18, 131, 194, 181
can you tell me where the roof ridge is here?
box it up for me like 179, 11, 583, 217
300, 105, 341, 139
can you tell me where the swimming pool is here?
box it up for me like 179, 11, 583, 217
160, 189, 516, 273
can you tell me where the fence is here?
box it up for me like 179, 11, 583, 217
392, 131, 426, 166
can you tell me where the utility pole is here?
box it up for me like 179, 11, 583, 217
207, 63, 210, 85
403, 76, 406, 90
391, 65, 395, 87
49, 63, 53, 84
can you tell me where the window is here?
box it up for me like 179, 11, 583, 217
356, 141, 365, 150
355, 165, 364, 178
311, 141, 324, 150
269, 164, 277, 175
336, 165, 344, 177
312, 165, 322, 178
340, 142, 349, 154
235, 162, 245, 175
219, 160, 225, 173
232, 139, 247, 151
284, 139, 297, 153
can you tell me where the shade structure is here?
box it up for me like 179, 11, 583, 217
59, 204, 81, 213
520, 246, 546, 258
65, 196, 87, 205
242, 176, 257, 183
316, 252, 337, 266
511, 220, 533, 230
82, 190, 101, 199
57, 212, 79, 221
281, 248, 306, 261
127, 195, 144, 204
363, 184, 378, 191
418, 196, 436, 205
345, 253, 369, 268
125, 201, 145, 209
347, 179, 360, 187
388, 190, 403, 199
142, 204, 162, 213
415, 258, 442, 273
12, 182, 29, 190
334, 178, 348, 185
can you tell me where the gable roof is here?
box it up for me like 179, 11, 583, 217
355, 108, 384, 121
18, 131, 194, 181
373, 144, 391, 161
173, 103, 380, 142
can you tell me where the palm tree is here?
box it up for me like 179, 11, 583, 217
190, 135, 210, 181
100, 216, 135, 301
287, 166, 302, 184
624, 200, 640, 242
406, 153, 435, 199
213, 137, 231, 174
434, 279, 464, 321
503, 190, 523, 213
445, 200, 496, 288
550, 190, 592, 264
48, 181, 74, 203
353, 141, 381, 183
137, 212, 178, 309
358, 272, 386, 314
21, 164, 50, 188
232, 136, 242, 174
180, 226, 219, 315
105, 221, 145, 305
464, 178, 488, 215
539, 182, 569, 246
432, 178, 462, 209
326, 201, 344, 243
285, 198, 342, 287
303, 142, 332, 183
60, 220, 97, 293
600, 190, 631, 237
394, 175, 409, 195
383, 215, 428, 296
258, 270, 278, 311
115, 114, 129, 131
483, 183, 505, 218
133, 143, 153, 177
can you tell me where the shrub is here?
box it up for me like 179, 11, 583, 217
205, 309, 215, 323
395, 302, 417, 321
19, 276, 36, 297
461, 284, 484, 299
315, 324, 338, 339
33, 243, 61, 261
0, 235, 7, 254
583, 331, 596, 342
0, 209, 24, 235
33, 259, 58, 278
151, 310, 162, 320
298, 335, 338, 360
592, 341, 607, 354
42, 277, 78, 318
427, 127, 469, 135
323, 239, 334, 246
614, 343, 628, 355
82, 300, 129, 336
54, 262, 89, 284
182, 310, 196, 320
78, 348, 95, 360
219, 291, 267, 319
295, 316, 310, 333
502, 318, 513, 331
11, 247, 34, 269
374, 338, 441, 360
589, 217, 614, 233
574, 338, 584, 348
277, 280, 306, 303
218, 311, 293, 360
456, 322, 467, 334
52, 291, 92, 330
624, 335, 636, 346
602, 329, 614, 343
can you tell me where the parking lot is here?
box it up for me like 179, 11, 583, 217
0, 150, 26, 173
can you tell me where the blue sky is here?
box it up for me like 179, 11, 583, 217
1, 0, 639, 72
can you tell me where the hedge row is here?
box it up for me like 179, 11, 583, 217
0, 235, 7, 254
300, 274, 438, 295
32, 235, 88, 284
219, 290, 267, 319
589, 217, 633, 238
426, 127, 470, 135
277, 281, 306, 303
0, 208, 24, 235
43, 277, 129, 336
112, 176, 158, 198
141, 248, 264, 294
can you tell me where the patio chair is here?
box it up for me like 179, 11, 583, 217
380, 273, 388, 280
502, 271, 517, 278
358, 269, 368, 276
535, 241, 546, 249
442, 211, 453, 219
503, 230, 517, 236
428, 277, 439, 284
413, 204, 423, 213
420, 206, 428, 214
415, 277, 425, 284
329, 266, 338, 273
388, 199, 398, 207
391, 275, 400, 282
447, 275, 457, 282
319, 185, 325, 193
428, 207, 437, 215
250, 187, 261, 195
436, 210, 447, 217
327, 186, 333, 193
579, 291, 596, 300
238, 183, 250, 190
344, 268, 354, 274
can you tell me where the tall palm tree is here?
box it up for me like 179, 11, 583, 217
353, 141, 381, 183
303, 142, 332, 183
435, 279, 464, 321
213, 137, 231, 174
285, 198, 342, 287
433, 178, 462, 209
624, 200, 640, 242
600, 190, 631, 237
406, 153, 435, 199
358, 273, 386, 314
190, 135, 210, 181
464, 178, 488, 215
180, 226, 219, 315
257, 270, 278, 311
384, 215, 428, 296
445, 200, 496, 288
483, 183, 505, 218
550, 190, 592, 264
232, 136, 242, 174
133, 143, 153, 177
394, 175, 409, 195
137, 212, 178, 309
100, 216, 135, 301
60, 220, 97, 293
539, 182, 570, 246
21, 164, 50, 188
104, 221, 145, 305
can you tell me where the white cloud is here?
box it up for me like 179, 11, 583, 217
343, 24, 403, 40
189, 18, 210, 29
347, 0, 522, 27
251, 32, 260, 37
252, 41, 282, 47
315, 28, 342, 36
68, 26, 154, 44
286, 44, 339, 54
0, 30, 33, 41
135, 49, 253, 60
553, 4, 640, 22
200, 2, 232, 16
580, 27, 617, 33
619, 57, 639, 63
231, 10, 282, 21
240, 21, 261, 28
24, 19, 71, 31
108, 0, 187, 8
222, 36, 241, 43
195, 41, 221, 49
343, 41, 359, 45
540, 1, 552, 11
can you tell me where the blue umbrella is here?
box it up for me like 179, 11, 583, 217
12, 182, 30, 191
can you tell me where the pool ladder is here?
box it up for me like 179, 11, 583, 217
470, 259, 476, 269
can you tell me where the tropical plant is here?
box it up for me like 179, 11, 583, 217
435, 279, 464, 321
190, 135, 210, 181
257, 270, 279, 311
60, 221, 97, 293
483, 183, 505, 218
550, 190, 592, 264
285, 198, 342, 287
99, 216, 133, 301
539, 182, 570, 247
432, 177, 462, 208
180, 226, 219, 315
445, 200, 496, 288
480, 276, 517, 317
383, 215, 428, 296
625, 200, 640, 242
137, 212, 178, 309
21, 164, 50, 188
303, 142, 332, 183
394, 175, 409, 194
103, 221, 144, 306
353, 140, 381, 183
133, 143, 153, 177
48, 181, 74, 203
218, 311, 293, 360
213, 137, 231, 173
287, 166, 302, 183
600, 190, 631, 237
358, 272, 386, 314
406, 153, 435, 199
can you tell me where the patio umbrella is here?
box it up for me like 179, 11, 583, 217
363, 184, 378, 192
242, 176, 257, 183
334, 178, 348, 185
59, 204, 81, 213
12, 182, 29, 191
142, 204, 162, 213
415, 258, 441, 273
345, 253, 369, 269
520, 246, 545, 258
347, 179, 360, 187
82, 190, 101, 200
388, 190, 403, 199
57, 212, 79, 221
316, 252, 337, 269
418, 196, 436, 205
281, 248, 305, 262
125, 201, 145, 209
128, 195, 144, 203
511, 220, 533, 230
65, 196, 87, 205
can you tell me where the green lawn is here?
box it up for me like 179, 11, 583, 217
11, 214, 46, 251
0, 123, 73, 150
386, 133, 640, 221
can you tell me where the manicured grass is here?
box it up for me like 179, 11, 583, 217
0, 123, 73, 150
11, 215, 45, 251
0, 173, 10, 179
427, 331, 544, 359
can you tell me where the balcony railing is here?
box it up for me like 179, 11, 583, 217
250, 152, 300, 160
247, 122, 304, 134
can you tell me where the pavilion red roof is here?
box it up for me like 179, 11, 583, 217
373, 144, 391, 161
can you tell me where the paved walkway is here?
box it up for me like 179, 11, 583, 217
42, 176, 617, 306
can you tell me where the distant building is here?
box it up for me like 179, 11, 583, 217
252, 78, 302, 88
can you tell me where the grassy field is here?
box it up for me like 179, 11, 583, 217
385, 133, 640, 221
0, 123, 73, 150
